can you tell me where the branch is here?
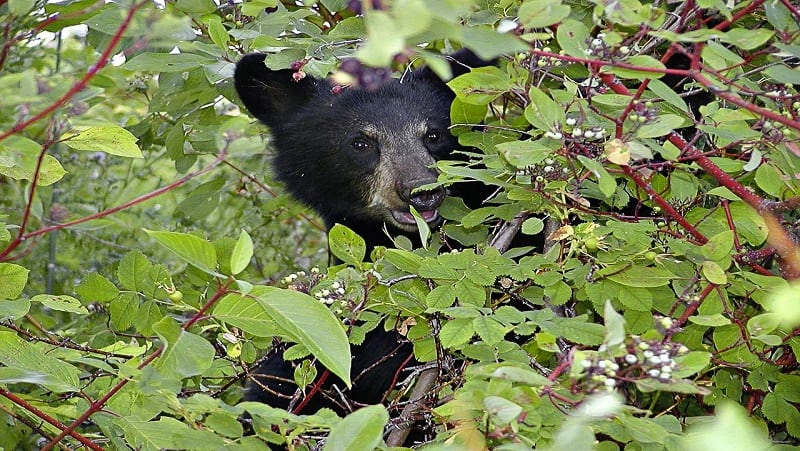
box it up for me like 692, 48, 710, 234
0, 0, 149, 143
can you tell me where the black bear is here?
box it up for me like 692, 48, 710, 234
234, 50, 489, 414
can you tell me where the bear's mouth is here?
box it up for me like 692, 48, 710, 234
391, 209, 440, 226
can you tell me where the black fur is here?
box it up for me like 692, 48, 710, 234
234, 50, 490, 414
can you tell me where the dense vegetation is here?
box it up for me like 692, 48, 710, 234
1, 0, 800, 449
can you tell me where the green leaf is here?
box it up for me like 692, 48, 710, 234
521, 217, 545, 235
0, 136, 67, 186
439, 317, 474, 348
606, 55, 666, 80
554, 317, 605, 346
518, 0, 570, 28
31, 294, 89, 314
254, 286, 351, 387
634, 378, 709, 394
230, 230, 253, 276
356, 11, 405, 67
556, 19, 590, 58
672, 351, 711, 378
124, 53, 216, 72
0, 331, 80, 392
701, 260, 728, 284
8, 0, 35, 15
426, 284, 456, 310
720, 28, 774, 50
0, 263, 29, 300
525, 86, 565, 132
616, 414, 669, 443
603, 300, 626, 349
577, 155, 616, 198
384, 248, 422, 273
324, 405, 388, 451
213, 292, 277, 337
62, 126, 143, 158
448, 66, 512, 105
75, 273, 119, 302
144, 229, 218, 275
0, 299, 30, 320
485, 396, 523, 423
473, 316, 506, 345
603, 265, 675, 288
328, 224, 366, 268
117, 250, 152, 292
152, 317, 215, 378
701, 230, 734, 262
636, 114, 686, 138
688, 314, 730, 327
497, 140, 550, 168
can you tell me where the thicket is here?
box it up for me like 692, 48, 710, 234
1, 0, 800, 449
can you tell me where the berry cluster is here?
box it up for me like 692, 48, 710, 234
574, 333, 690, 393
526, 47, 565, 69
335, 58, 391, 91
347, 0, 384, 14
584, 33, 631, 59
627, 100, 657, 126
281, 267, 323, 292
280, 268, 357, 315
528, 156, 571, 185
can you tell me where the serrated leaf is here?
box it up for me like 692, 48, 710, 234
439, 317, 474, 348
144, 229, 217, 275
604, 265, 675, 288
31, 294, 88, 314
0, 263, 28, 300
324, 405, 388, 451
426, 284, 456, 310
117, 250, 152, 293
554, 317, 605, 345
62, 126, 143, 158
75, 273, 119, 302
152, 317, 215, 378
254, 286, 351, 386
473, 316, 506, 345
229, 230, 253, 275
0, 331, 80, 392
672, 351, 711, 378
384, 248, 422, 273
328, 224, 366, 268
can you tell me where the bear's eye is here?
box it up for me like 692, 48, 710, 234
425, 130, 441, 144
351, 137, 371, 151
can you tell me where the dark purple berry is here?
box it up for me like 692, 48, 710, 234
339, 58, 362, 75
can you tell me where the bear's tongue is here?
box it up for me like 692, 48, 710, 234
393, 209, 438, 225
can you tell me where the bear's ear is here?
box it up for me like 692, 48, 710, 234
234, 53, 319, 128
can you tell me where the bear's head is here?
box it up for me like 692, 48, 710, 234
234, 50, 486, 245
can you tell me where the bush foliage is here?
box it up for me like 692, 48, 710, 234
2, 0, 800, 449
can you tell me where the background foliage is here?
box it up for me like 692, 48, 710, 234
1, 0, 800, 449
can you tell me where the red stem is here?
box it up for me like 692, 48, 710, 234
0, 151, 227, 261
0, 0, 149, 143
42, 281, 233, 450
0, 389, 103, 451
